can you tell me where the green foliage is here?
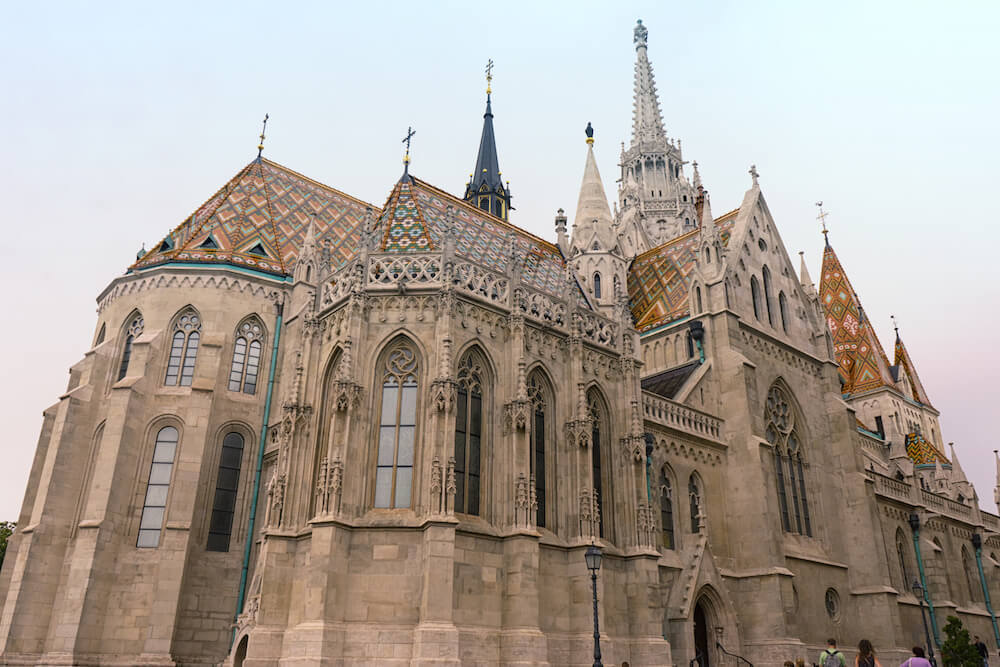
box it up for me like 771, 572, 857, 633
0, 521, 14, 569
940, 615, 982, 667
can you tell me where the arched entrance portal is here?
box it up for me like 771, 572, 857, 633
693, 600, 711, 667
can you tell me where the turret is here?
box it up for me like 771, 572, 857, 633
463, 63, 512, 221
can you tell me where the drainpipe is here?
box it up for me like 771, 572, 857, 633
688, 320, 705, 364
909, 512, 941, 647
232, 298, 284, 646
973, 533, 1000, 650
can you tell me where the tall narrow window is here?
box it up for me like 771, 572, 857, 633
528, 373, 548, 528
374, 342, 418, 509
766, 384, 813, 536
695, 286, 703, 313
229, 318, 265, 394
896, 530, 911, 591
779, 291, 789, 333
762, 266, 774, 326
138, 426, 178, 548
660, 468, 675, 549
963, 547, 980, 603
118, 314, 144, 381
95, 323, 106, 346
454, 352, 485, 516
689, 475, 701, 533
593, 273, 602, 299
164, 309, 201, 386
750, 277, 762, 322
207, 432, 245, 552
588, 390, 608, 539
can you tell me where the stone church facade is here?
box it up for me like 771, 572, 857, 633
2, 20, 998, 667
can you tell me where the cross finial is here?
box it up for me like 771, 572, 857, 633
257, 113, 269, 159
485, 59, 494, 95
816, 201, 830, 243
402, 126, 416, 174
891, 314, 899, 337
749, 164, 759, 186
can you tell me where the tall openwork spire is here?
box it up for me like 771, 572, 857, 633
463, 60, 512, 221
631, 20, 666, 147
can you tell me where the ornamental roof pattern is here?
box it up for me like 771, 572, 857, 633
906, 432, 949, 467
627, 209, 738, 332
132, 158, 377, 277
375, 176, 587, 304
817, 243, 894, 393
894, 335, 934, 408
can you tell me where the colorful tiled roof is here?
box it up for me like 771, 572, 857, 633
627, 210, 738, 332
894, 334, 934, 408
132, 158, 377, 277
818, 243, 894, 393
905, 432, 949, 467
375, 176, 586, 303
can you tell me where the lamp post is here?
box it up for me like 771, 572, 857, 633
585, 544, 604, 667
912, 579, 938, 667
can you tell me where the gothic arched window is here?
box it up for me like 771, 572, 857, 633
528, 372, 549, 528
588, 389, 610, 540
765, 384, 812, 536
228, 318, 265, 394
593, 273, 602, 299
896, 529, 912, 591
454, 351, 486, 516
138, 425, 178, 548
118, 314, 144, 381
695, 286, 703, 313
688, 474, 702, 533
762, 266, 775, 326
963, 546, 980, 603
207, 431, 245, 552
374, 341, 419, 509
660, 466, 675, 549
750, 277, 762, 322
779, 291, 789, 333
165, 309, 201, 386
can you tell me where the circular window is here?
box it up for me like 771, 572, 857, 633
758, 238, 768, 252
825, 588, 840, 620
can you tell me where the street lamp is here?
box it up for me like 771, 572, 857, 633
912, 579, 938, 667
585, 544, 604, 667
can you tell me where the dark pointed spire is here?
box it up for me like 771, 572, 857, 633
463, 60, 512, 221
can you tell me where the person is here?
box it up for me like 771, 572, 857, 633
821, 639, 847, 667
796, 659, 806, 667
856, 640, 882, 667
973, 636, 988, 667
901, 646, 932, 667
784, 662, 795, 667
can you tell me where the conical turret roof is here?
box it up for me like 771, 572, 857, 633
571, 130, 615, 252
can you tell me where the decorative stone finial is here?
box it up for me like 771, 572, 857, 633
749, 164, 759, 187
634, 19, 648, 49
585, 122, 594, 145
257, 113, 269, 159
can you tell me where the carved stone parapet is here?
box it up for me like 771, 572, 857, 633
431, 378, 458, 413
504, 398, 531, 432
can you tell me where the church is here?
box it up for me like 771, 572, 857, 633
1, 19, 998, 667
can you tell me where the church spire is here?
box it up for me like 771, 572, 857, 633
631, 19, 666, 147
463, 60, 511, 221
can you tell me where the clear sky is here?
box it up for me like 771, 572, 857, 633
1, 1, 998, 520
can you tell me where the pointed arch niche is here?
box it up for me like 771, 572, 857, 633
587, 386, 614, 541
454, 347, 492, 517
527, 367, 555, 529
372, 336, 421, 510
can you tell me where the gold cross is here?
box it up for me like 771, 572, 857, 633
402, 126, 416, 171
816, 201, 829, 239
485, 59, 494, 94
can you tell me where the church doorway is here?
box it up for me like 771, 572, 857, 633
693, 601, 711, 667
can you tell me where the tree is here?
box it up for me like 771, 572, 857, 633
0, 521, 14, 569
940, 615, 981, 667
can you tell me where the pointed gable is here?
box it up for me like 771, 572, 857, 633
894, 334, 934, 408
133, 158, 376, 277
818, 242, 894, 393
628, 208, 738, 332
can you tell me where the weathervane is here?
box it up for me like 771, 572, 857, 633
485, 59, 494, 95
816, 201, 829, 241
402, 126, 416, 174
257, 113, 269, 159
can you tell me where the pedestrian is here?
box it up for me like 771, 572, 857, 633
796, 658, 806, 667
784, 661, 795, 667
856, 640, 881, 667
973, 636, 987, 667
821, 639, 847, 667
901, 646, 932, 667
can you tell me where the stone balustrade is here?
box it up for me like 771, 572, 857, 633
642, 391, 723, 442
865, 469, 996, 527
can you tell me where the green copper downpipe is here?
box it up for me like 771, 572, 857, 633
972, 534, 1000, 650
232, 300, 284, 646
910, 513, 941, 647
